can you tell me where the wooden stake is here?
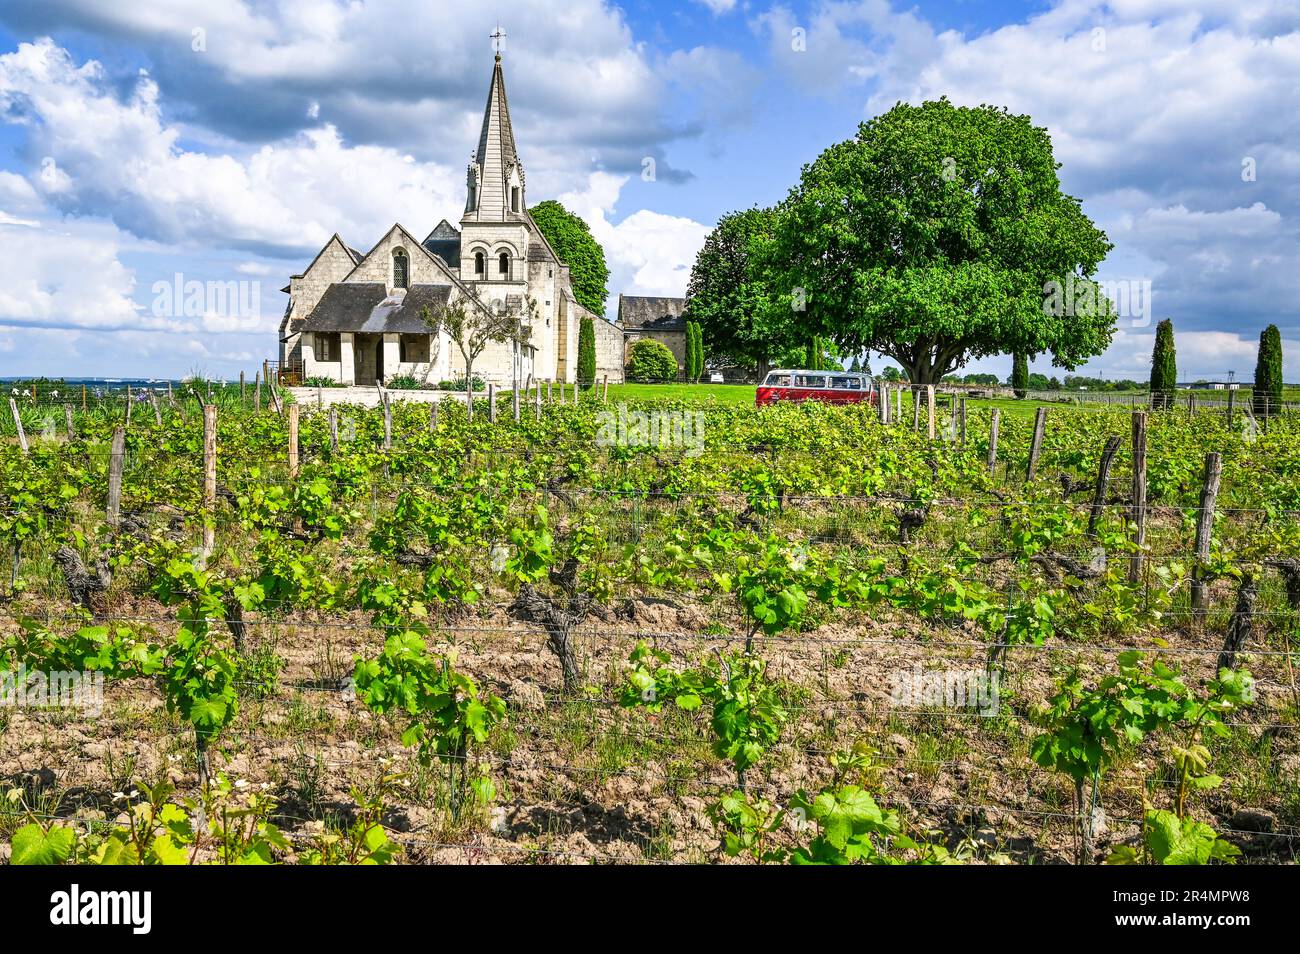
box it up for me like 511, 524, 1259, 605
429, 400, 438, 432
488, 383, 497, 423
202, 406, 217, 558
912, 388, 921, 431
288, 403, 300, 477
382, 395, 392, 449
148, 390, 162, 426
513, 382, 520, 422
534, 385, 541, 421
9, 398, 28, 454
603, 376, 609, 402
987, 409, 1000, 476
547, 379, 553, 403
1190, 452, 1223, 618
64, 405, 75, 440
1087, 435, 1123, 538
107, 426, 125, 526
1027, 406, 1047, 482
1227, 388, 1235, 426
328, 407, 338, 452
1129, 411, 1148, 584
125, 385, 132, 427
926, 385, 936, 439
254, 372, 261, 414
959, 397, 967, 446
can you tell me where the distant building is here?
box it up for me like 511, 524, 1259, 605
619, 295, 687, 375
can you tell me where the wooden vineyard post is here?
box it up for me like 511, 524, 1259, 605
1227, 388, 1235, 427
534, 386, 541, 421
328, 407, 339, 452
1129, 411, 1148, 584
167, 381, 174, 405
202, 406, 217, 559
240, 371, 246, 404
64, 405, 75, 440
430, 400, 438, 432
959, 397, 967, 446
603, 376, 609, 402
1087, 435, 1123, 538
148, 391, 162, 426
382, 394, 393, 449
949, 393, 958, 439
987, 409, 1000, 476
269, 377, 283, 416
287, 403, 300, 477
9, 398, 28, 454
547, 378, 553, 403
895, 386, 902, 423
1026, 407, 1047, 482
926, 385, 936, 439
488, 383, 497, 423
106, 426, 125, 527
879, 383, 889, 424
912, 388, 921, 432
125, 385, 132, 428
254, 372, 261, 414
513, 381, 521, 422
1190, 452, 1223, 619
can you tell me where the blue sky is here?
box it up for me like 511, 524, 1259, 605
0, 0, 1296, 381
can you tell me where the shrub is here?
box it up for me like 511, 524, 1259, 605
385, 374, 425, 390
1253, 324, 1283, 416
304, 376, 340, 388
437, 376, 487, 392
577, 317, 597, 389
1150, 319, 1177, 410
626, 339, 679, 383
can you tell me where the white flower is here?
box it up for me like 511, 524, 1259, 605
490, 544, 509, 573
234, 778, 249, 790
787, 549, 808, 572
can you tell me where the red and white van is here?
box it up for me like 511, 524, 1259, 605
755, 370, 878, 407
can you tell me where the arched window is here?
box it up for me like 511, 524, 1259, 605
498, 251, 510, 278
392, 248, 409, 289
474, 251, 485, 276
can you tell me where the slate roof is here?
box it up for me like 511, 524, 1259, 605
618, 295, 687, 332
422, 220, 462, 269
299, 283, 452, 335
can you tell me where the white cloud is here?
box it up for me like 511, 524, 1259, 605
558, 172, 711, 317
0, 39, 462, 257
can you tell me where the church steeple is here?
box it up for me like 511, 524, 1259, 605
463, 49, 524, 223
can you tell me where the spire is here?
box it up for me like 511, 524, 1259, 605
464, 51, 523, 222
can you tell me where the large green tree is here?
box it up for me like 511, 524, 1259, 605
529, 200, 610, 315
769, 98, 1117, 385
1253, 324, 1284, 416
684, 207, 799, 374
1150, 319, 1177, 409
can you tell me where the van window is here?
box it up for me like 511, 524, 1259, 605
764, 373, 792, 387
831, 376, 860, 390
794, 374, 827, 388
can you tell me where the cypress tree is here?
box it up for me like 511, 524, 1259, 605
577, 316, 596, 390
1150, 319, 1177, 410
1011, 352, 1029, 399
1253, 323, 1283, 416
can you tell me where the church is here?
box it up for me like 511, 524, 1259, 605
278, 50, 625, 388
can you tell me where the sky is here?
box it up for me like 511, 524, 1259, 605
0, 0, 1295, 382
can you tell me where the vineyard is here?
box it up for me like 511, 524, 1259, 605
1, 384, 1298, 866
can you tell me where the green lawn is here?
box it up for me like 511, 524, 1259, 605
605, 382, 757, 405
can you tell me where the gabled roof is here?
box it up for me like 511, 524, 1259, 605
299, 283, 453, 335
342, 222, 493, 317
618, 295, 687, 332
422, 219, 461, 269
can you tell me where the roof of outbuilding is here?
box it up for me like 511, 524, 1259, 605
618, 295, 687, 331
299, 283, 452, 335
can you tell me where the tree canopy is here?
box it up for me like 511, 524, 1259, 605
529, 200, 610, 316
683, 207, 800, 373
767, 98, 1117, 384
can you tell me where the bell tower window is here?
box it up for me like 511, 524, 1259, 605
498, 252, 510, 278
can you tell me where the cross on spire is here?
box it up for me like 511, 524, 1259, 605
490, 24, 506, 58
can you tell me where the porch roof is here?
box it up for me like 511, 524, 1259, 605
300, 283, 452, 335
